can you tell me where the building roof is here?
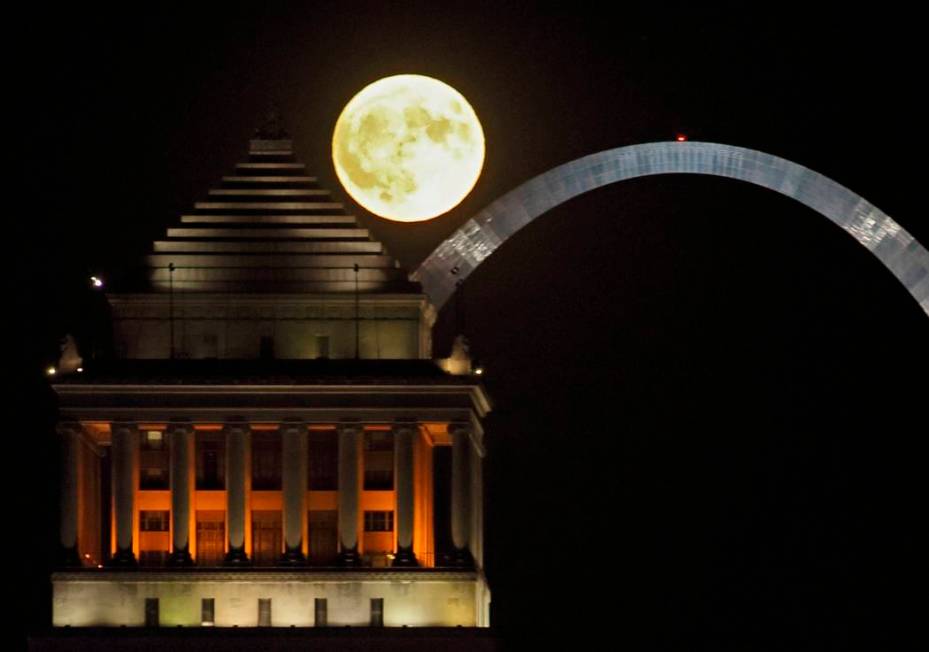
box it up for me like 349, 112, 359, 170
132, 137, 419, 294
53, 359, 474, 386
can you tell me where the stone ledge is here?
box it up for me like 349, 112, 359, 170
53, 569, 478, 583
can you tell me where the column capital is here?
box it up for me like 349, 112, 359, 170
448, 422, 472, 437
111, 421, 138, 436
391, 420, 419, 436
337, 421, 363, 436
223, 421, 251, 436
279, 421, 307, 436
165, 420, 194, 435
56, 421, 83, 437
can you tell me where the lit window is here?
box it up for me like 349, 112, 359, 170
140, 510, 170, 532
140, 431, 168, 489
364, 511, 394, 532
363, 432, 393, 490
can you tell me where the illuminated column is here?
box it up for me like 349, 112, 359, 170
110, 421, 138, 566
57, 422, 82, 567
392, 422, 418, 566
280, 421, 307, 564
224, 422, 250, 565
337, 423, 363, 565
167, 422, 193, 566
449, 422, 474, 567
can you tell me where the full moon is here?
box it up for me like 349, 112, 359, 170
332, 75, 485, 222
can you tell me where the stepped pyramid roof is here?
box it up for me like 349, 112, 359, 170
143, 137, 419, 294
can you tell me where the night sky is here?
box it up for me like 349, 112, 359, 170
14, 3, 927, 647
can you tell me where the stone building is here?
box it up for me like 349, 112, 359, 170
51, 133, 491, 628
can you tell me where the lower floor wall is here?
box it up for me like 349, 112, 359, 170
52, 571, 489, 628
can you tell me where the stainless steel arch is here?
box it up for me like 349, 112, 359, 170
411, 141, 929, 318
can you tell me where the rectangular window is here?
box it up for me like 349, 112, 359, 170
308, 510, 338, 565
316, 335, 330, 359
139, 430, 168, 489
201, 598, 215, 627
251, 510, 282, 567
145, 598, 160, 627
196, 432, 225, 490
196, 511, 225, 566
259, 336, 275, 360
140, 510, 170, 532
139, 510, 170, 567
251, 432, 281, 490
203, 333, 219, 359
308, 431, 337, 490
258, 598, 272, 627
364, 511, 394, 532
370, 598, 384, 627
363, 431, 394, 490
314, 598, 328, 627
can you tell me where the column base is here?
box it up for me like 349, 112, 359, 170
391, 546, 419, 567
446, 547, 474, 568
167, 547, 194, 567
107, 548, 137, 568
337, 547, 363, 567
224, 546, 251, 566
279, 546, 307, 566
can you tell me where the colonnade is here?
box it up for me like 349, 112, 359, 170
58, 420, 475, 568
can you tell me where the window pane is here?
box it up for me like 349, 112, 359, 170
140, 431, 168, 489
196, 433, 225, 490
140, 510, 170, 531
196, 511, 225, 566
252, 432, 281, 490
251, 510, 282, 566
308, 431, 337, 490
363, 432, 393, 490
364, 510, 394, 532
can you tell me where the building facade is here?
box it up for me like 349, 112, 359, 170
51, 134, 491, 628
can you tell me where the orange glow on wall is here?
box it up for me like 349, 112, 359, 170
99, 420, 448, 567
413, 426, 435, 567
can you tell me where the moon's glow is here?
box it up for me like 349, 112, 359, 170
332, 75, 485, 222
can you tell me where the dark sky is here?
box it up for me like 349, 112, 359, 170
14, 3, 927, 647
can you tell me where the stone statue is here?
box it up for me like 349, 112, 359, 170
58, 334, 83, 374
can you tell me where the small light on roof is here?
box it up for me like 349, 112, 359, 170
90, 276, 103, 288
473, 366, 484, 376
676, 134, 688, 142
76, 367, 84, 373
46, 366, 56, 376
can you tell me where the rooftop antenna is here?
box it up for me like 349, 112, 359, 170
169, 262, 175, 359
354, 263, 360, 359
